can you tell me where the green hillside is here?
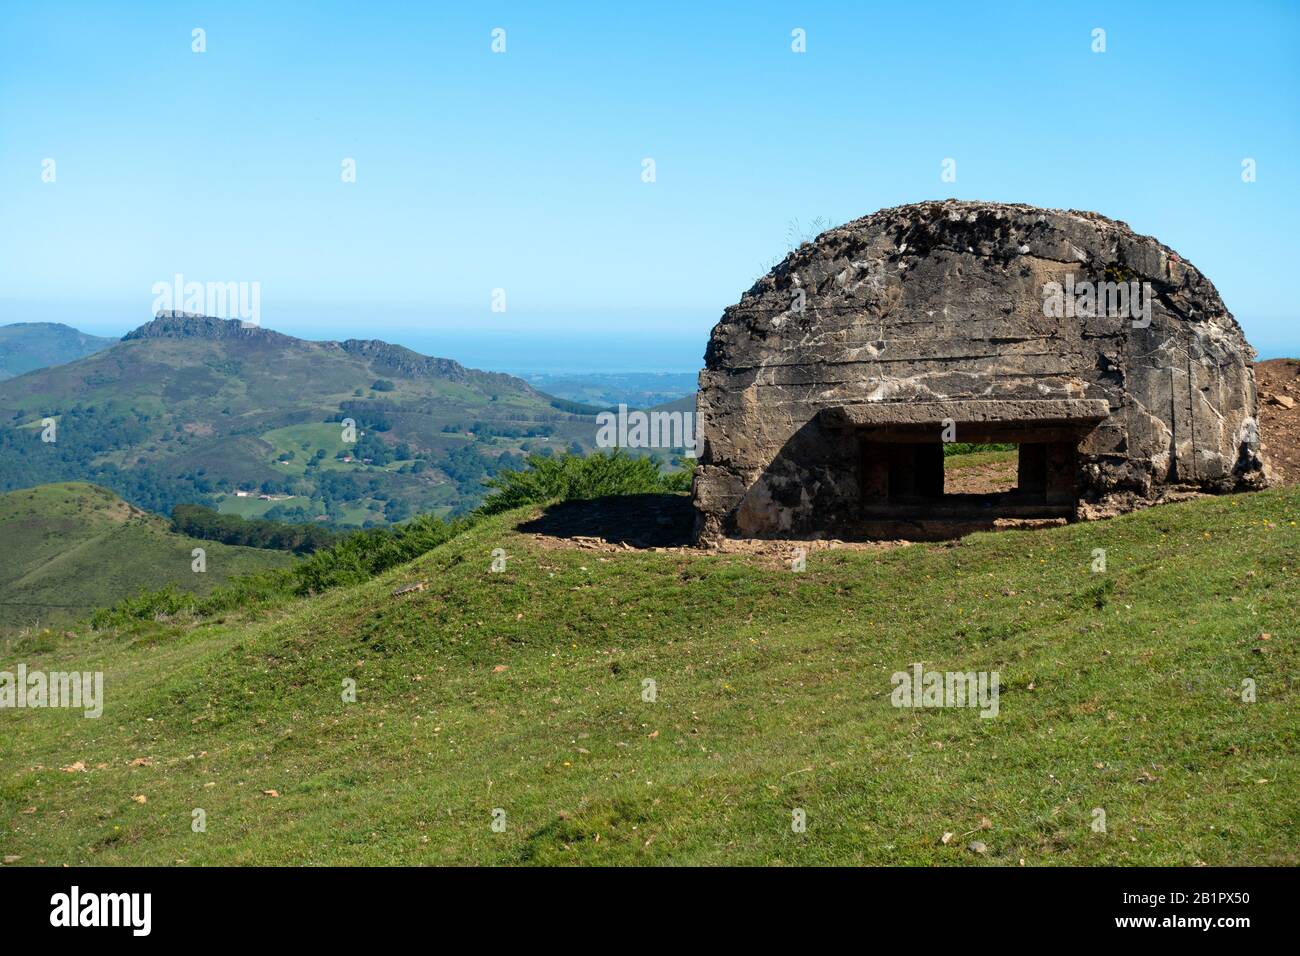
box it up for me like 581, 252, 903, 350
0, 483, 292, 635
1, 484, 1295, 865
0, 314, 601, 523
0, 323, 115, 381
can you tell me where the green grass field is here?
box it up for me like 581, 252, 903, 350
212, 495, 285, 519
1, 485, 1296, 865
214, 493, 397, 526
945, 449, 1018, 470
0, 484, 293, 636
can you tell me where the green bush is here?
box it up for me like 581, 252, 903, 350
942, 442, 1015, 457
285, 514, 468, 594
91, 586, 197, 629
476, 451, 690, 516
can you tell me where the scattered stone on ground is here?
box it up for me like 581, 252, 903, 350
1256, 359, 1300, 484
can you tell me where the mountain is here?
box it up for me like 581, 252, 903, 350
1, 483, 1295, 864
0, 314, 603, 523
0, 482, 291, 634
0, 322, 115, 380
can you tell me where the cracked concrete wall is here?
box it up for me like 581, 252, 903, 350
694, 200, 1268, 541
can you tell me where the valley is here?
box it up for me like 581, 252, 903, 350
0, 314, 611, 523
0, 483, 291, 636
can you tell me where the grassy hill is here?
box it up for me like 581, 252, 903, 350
0, 314, 603, 523
1, 484, 1295, 865
0, 323, 114, 381
0, 483, 292, 635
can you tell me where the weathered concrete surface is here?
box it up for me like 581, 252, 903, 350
694, 200, 1269, 541
827, 399, 1112, 427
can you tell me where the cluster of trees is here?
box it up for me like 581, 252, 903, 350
171, 503, 340, 553
440, 421, 556, 439
353, 432, 397, 465
0, 407, 214, 514
263, 502, 322, 523
547, 396, 606, 416
439, 445, 524, 495
336, 400, 396, 432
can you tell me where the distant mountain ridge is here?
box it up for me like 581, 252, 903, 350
126, 312, 530, 390
0, 322, 115, 380
0, 314, 598, 523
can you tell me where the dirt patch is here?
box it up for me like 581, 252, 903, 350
1257, 359, 1300, 484
942, 453, 1018, 495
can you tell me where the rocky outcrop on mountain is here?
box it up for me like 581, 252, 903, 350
336, 339, 535, 392
124, 311, 295, 344
694, 200, 1269, 541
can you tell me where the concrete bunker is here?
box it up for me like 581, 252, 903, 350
692, 200, 1269, 543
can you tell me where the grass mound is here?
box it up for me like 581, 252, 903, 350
1, 485, 1296, 865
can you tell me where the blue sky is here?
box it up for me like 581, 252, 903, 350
1, 1, 1297, 370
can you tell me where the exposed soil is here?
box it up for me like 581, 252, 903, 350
1256, 358, 1300, 484
942, 454, 1018, 495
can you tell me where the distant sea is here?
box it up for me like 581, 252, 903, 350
4, 300, 1293, 377
1, 302, 709, 376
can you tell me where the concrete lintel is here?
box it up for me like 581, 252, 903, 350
826, 399, 1111, 428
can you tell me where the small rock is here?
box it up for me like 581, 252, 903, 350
2, 855, 20, 864
967, 841, 988, 854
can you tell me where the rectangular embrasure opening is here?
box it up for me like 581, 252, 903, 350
859, 430, 1079, 519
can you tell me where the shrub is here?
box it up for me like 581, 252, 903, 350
91, 586, 196, 630
942, 442, 1015, 457
476, 451, 689, 515
286, 514, 468, 594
